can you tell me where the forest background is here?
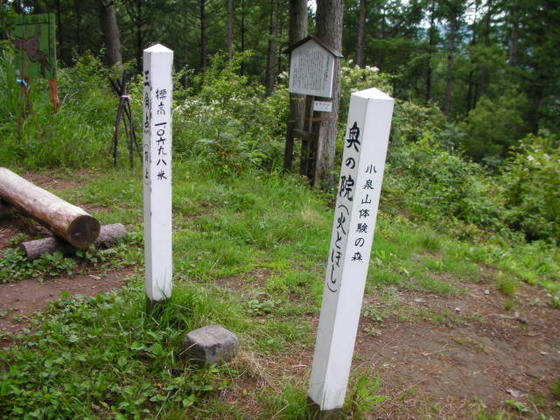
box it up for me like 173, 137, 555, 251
1, 0, 559, 244
0, 1, 559, 418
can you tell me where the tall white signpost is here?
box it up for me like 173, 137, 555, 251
308, 88, 394, 412
143, 44, 173, 306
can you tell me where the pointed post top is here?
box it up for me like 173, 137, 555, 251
352, 87, 394, 101
144, 43, 173, 54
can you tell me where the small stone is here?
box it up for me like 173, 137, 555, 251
455, 307, 461, 313
484, 290, 490, 295
506, 389, 523, 398
414, 298, 426, 304
540, 351, 548, 356
182, 324, 238, 365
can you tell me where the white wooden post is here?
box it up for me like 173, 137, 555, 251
308, 88, 394, 411
143, 44, 173, 303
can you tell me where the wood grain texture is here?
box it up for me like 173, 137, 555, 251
21, 223, 127, 260
0, 168, 100, 248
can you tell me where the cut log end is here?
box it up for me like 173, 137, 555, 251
67, 215, 101, 248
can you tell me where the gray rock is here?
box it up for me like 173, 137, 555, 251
182, 324, 238, 365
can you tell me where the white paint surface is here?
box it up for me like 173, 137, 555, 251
313, 100, 333, 112
143, 44, 173, 302
289, 39, 335, 98
308, 88, 394, 411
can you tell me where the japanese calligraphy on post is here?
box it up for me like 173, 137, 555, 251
309, 88, 394, 411
143, 44, 173, 303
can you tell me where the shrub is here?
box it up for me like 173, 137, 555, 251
172, 52, 288, 174
501, 134, 560, 243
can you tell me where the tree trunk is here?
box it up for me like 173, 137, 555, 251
284, 0, 308, 170
444, 2, 458, 116
357, 0, 366, 68
240, 0, 246, 74
55, 0, 63, 63
265, 0, 280, 95
315, 0, 344, 188
479, 0, 492, 100
98, 0, 122, 68
21, 223, 127, 260
74, 0, 82, 55
200, 0, 208, 69
466, 0, 478, 113
425, 0, 436, 103
227, 0, 234, 60
379, 4, 386, 71
135, 0, 143, 73
508, 9, 519, 66
0, 168, 100, 248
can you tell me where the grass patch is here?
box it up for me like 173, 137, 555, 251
1, 160, 558, 418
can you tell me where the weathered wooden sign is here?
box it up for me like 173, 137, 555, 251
288, 36, 342, 98
308, 88, 394, 412
14, 13, 57, 79
143, 44, 173, 304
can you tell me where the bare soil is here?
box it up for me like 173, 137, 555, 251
220, 278, 560, 419
0, 269, 131, 345
355, 282, 560, 419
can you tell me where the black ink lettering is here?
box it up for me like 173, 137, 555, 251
346, 121, 361, 152
339, 175, 355, 201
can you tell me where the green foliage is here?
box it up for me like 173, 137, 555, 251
0, 48, 115, 168
552, 378, 560, 399
347, 375, 388, 419
385, 136, 508, 237
501, 135, 560, 242
0, 249, 75, 283
172, 52, 288, 174
391, 100, 447, 145
0, 286, 226, 419
462, 91, 529, 166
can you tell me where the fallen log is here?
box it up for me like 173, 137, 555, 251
0, 168, 100, 248
0, 200, 11, 219
21, 223, 127, 260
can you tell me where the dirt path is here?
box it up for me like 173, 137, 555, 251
221, 278, 560, 419
0, 269, 132, 344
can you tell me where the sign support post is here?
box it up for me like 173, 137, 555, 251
143, 44, 173, 309
308, 88, 394, 413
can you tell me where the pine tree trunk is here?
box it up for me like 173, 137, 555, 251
466, 0, 478, 113
357, 0, 366, 68
227, 0, 234, 60
200, 0, 208, 69
425, 0, 436, 104
135, 0, 143, 73
240, 0, 246, 74
265, 0, 279, 95
479, 0, 492, 100
98, 0, 122, 68
75, 0, 82, 54
284, 0, 308, 170
508, 10, 519, 66
444, 3, 458, 116
315, 0, 344, 188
